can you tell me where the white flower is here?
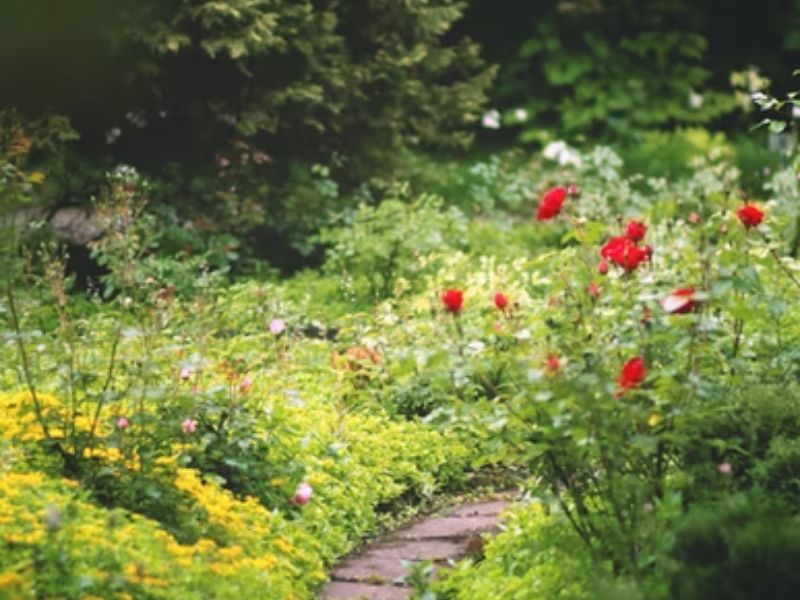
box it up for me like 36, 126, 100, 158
514, 329, 532, 342
481, 109, 501, 130
514, 108, 528, 122
543, 140, 567, 161
105, 127, 122, 145
465, 340, 486, 356
688, 92, 704, 109
558, 148, 582, 168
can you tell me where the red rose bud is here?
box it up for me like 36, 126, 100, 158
537, 186, 568, 222
737, 204, 764, 228
546, 354, 560, 372
617, 356, 646, 394
598, 260, 609, 275
625, 220, 647, 242
660, 287, 698, 314
689, 212, 701, 224
567, 183, 580, 198
494, 292, 509, 310
643, 245, 653, 261
588, 281, 601, 299
442, 289, 464, 314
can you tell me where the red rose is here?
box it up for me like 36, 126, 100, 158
537, 186, 568, 222
442, 289, 464, 314
598, 260, 609, 275
625, 220, 647, 242
660, 287, 698, 314
600, 236, 648, 272
494, 292, 509, 310
617, 356, 646, 393
737, 204, 764, 228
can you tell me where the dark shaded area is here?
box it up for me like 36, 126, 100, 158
63, 243, 106, 293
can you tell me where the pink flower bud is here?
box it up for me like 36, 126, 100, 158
598, 260, 609, 275
291, 482, 313, 506
567, 183, 580, 198
116, 417, 130, 430
239, 376, 253, 394
180, 366, 194, 382
718, 461, 733, 475
181, 418, 197, 434
269, 319, 286, 336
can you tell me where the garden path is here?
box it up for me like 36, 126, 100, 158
321, 495, 513, 599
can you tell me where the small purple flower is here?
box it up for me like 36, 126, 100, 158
269, 319, 286, 336
181, 418, 197, 434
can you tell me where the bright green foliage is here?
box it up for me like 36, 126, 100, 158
319, 194, 468, 302
431, 503, 602, 599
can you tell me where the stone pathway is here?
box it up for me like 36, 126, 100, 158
321, 497, 512, 599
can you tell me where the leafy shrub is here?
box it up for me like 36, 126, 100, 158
678, 386, 800, 504
319, 194, 468, 303
663, 494, 800, 600
431, 502, 604, 600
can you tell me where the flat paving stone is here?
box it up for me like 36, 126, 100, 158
447, 500, 509, 518
387, 515, 500, 541
359, 539, 466, 561
322, 581, 410, 600
333, 556, 410, 584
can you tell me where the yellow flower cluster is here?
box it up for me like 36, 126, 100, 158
170, 467, 323, 585
0, 472, 47, 546
174, 468, 273, 544
0, 392, 103, 443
